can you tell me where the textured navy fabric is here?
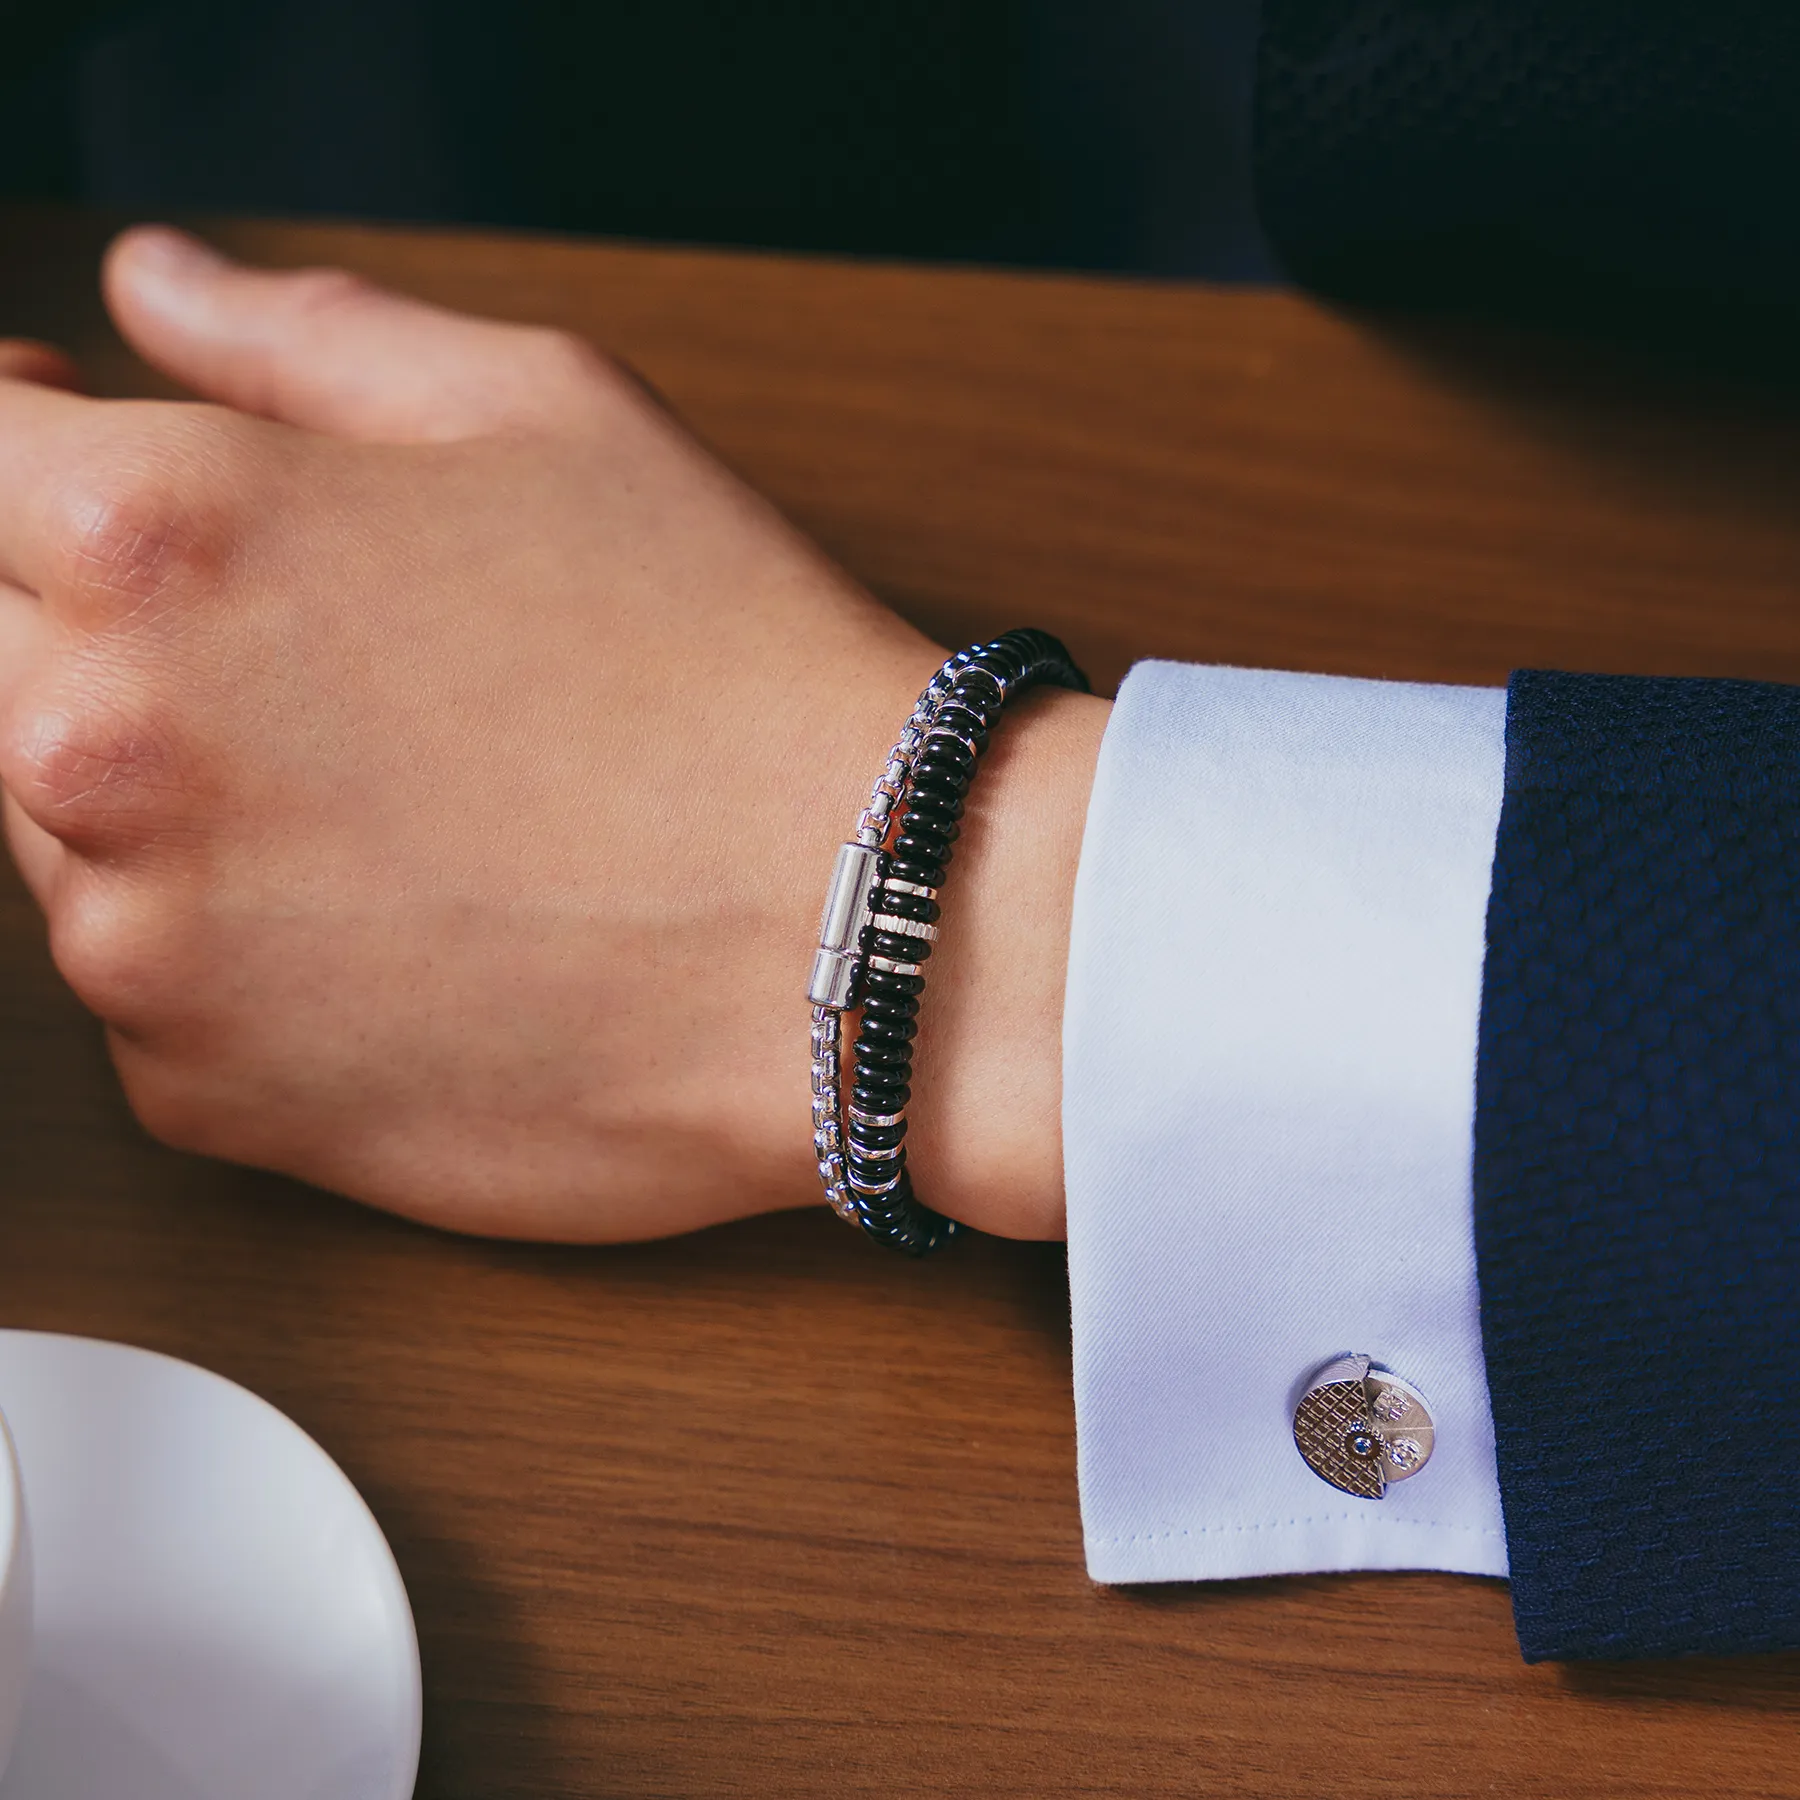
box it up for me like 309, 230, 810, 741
1475, 671, 1800, 1661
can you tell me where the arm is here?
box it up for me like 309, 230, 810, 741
5, 234, 1794, 1665
0, 227, 1105, 1246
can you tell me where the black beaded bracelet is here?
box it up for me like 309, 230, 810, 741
807, 629, 1090, 1255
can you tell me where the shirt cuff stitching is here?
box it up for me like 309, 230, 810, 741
1088, 1519, 1505, 1545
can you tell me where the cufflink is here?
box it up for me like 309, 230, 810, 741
1292, 1354, 1435, 1498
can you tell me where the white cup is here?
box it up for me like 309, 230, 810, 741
0, 1410, 31, 1781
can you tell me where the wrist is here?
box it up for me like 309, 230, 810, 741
899, 681, 1111, 1240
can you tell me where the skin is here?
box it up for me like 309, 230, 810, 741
0, 228, 1110, 1244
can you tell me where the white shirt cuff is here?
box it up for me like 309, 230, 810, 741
1063, 662, 1510, 1582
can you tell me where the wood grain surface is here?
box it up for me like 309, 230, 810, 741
1, 205, 1798, 1798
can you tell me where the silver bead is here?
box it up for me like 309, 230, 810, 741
849, 1105, 905, 1128
870, 913, 938, 943
882, 878, 938, 901
849, 1168, 905, 1196
867, 955, 922, 977
958, 663, 1006, 703
927, 723, 981, 763
849, 1139, 903, 1163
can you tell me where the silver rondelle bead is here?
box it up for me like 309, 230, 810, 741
867, 955, 923, 977
870, 914, 938, 942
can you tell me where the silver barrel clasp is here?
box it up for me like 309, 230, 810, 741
807, 842, 880, 1008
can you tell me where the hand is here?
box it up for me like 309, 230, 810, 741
0, 229, 1108, 1242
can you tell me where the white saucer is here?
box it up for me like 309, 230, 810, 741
0, 1332, 421, 1800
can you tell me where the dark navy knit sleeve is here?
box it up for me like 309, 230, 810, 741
1474, 671, 1800, 1661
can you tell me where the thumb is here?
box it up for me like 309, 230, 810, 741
103, 226, 612, 444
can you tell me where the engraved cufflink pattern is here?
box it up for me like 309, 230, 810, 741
1292, 1354, 1435, 1498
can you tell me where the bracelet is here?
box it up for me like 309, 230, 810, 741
807, 629, 1091, 1255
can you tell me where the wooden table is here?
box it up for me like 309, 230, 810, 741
2, 205, 1798, 1798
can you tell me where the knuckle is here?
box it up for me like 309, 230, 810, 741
52, 475, 197, 606
48, 417, 248, 611
2, 692, 182, 843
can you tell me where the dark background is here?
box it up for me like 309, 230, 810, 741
5, 0, 1800, 336
0, 0, 1270, 278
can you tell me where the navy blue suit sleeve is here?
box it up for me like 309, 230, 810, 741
1474, 671, 1800, 1661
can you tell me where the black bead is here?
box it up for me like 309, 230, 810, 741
854, 1172, 956, 1257
857, 1011, 917, 1046
864, 927, 932, 963
897, 828, 955, 862
914, 756, 972, 792
862, 981, 920, 1009
853, 1000, 914, 1044
847, 1119, 907, 1152
899, 805, 959, 842
900, 803, 959, 836
862, 968, 925, 1000
910, 763, 969, 797
864, 979, 928, 1008
850, 1148, 907, 1179
951, 670, 1006, 706
913, 750, 974, 787
963, 645, 1015, 678
891, 835, 951, 871
886, 857, 946, 889
851, 1080, 910, 1110
935, 704, 991, 747
856, 1022, 914, 1051
950, 671, 1003, 709
860, 990, 920, 1022
893, 828, 951, 865
908, 781, 966, 814
875, 889, 941, 925
926, 729, 985, 766
848, 1150, 906, 1185
978, 636, 1030, 672
846, 1058, 907, 1087
905, 789, 963, 824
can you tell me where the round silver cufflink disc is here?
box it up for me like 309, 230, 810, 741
1292, 1354, 1435, 1499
